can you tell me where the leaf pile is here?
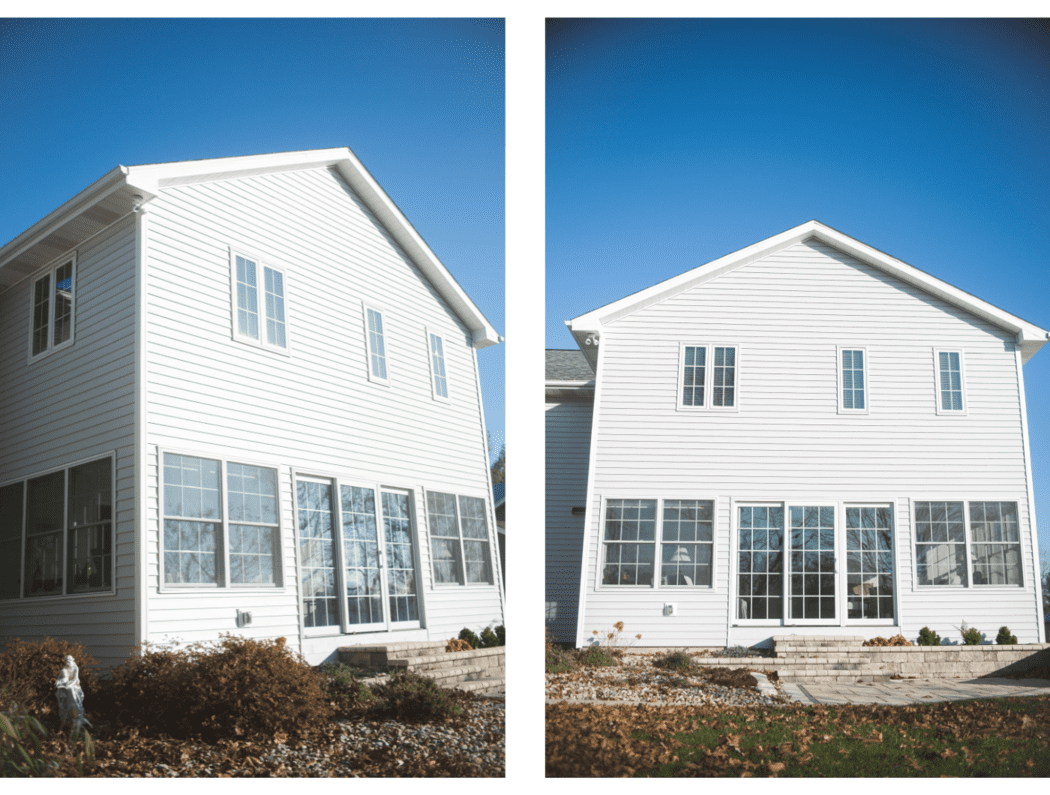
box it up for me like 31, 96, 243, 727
546, 696, 1050, 777
862, 635, 913, 647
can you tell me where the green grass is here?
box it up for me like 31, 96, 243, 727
640, 699, 1050, 777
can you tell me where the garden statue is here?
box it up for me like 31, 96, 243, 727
55, 655, 92, 735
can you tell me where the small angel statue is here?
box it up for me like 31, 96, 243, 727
55, 655, 92, 735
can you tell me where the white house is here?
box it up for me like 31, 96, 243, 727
548, 220, 1047, 648
0, 148, 504, 668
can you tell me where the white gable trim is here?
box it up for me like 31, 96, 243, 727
568, 220, 1047, 364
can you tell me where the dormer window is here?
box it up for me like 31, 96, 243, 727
29, 256, 76, 361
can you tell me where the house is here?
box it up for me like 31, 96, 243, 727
492, 481, 505, 588
0, 148, 504, 668
548, 220, 1047, 648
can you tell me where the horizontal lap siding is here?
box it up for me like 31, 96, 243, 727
0, 216, 138, 667
144, 168, 500, 650
581, 240, 1040, 645
545, 398, 593, 642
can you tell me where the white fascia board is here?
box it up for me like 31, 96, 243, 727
568, 219, 1047, 362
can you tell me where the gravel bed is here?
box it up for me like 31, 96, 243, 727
547, 653, 788, 708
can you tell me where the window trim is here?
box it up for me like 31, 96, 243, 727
27, 252, 77, 364
424, 489, 498, 588
158, 447, 286, 593
595, 495, 717, 590
0, 452, 116, 602
426, 328, 451, 403
676, 343, 740, 412
837, 345, 870, 415
910, 498, 1025, 590
933, 347, 967, 415
362, 301, 391, 386
228, 247, 291, 356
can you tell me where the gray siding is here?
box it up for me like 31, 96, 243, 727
545, 397, 593, 642
579, 240, 1042, 647
142, 167, 501, 660
0, 215, 138, 668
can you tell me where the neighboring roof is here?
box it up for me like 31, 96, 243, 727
567, 220, 1048, 367
546, 349, 595, 381
0, 148, 501, 348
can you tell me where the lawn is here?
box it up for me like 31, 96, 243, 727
546, 696, 1050, 777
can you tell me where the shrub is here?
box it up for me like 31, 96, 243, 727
575, 646, 618, 667
495, 625, 505, 646
458, 628, 481, 649
446, 638, 472, 652
545, 628, 576, 674
996, 626, 1018, 645
105, 634, 333, 741
370, 671, 463, 722
653, 650, 694, 672
0, 638, 98, 723
917, 627, 942, 646
588, 621, 641, 649
863, 635, 913, 647
318, 663, 374, 716
0, 708, 94, 776
960, 622, 983, 645
479, 627, 500, 648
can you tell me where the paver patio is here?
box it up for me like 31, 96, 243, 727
781, 677, 1050, 706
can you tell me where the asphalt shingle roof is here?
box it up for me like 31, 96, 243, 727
546, 349, 595, 381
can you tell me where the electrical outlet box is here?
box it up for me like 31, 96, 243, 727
236, 609, 253, 627
664, 603, 676, 617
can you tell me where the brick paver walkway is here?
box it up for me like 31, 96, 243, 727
782, 677, 1050, 706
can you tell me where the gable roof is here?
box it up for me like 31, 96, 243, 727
0, 148, 500, 348
546, 349, 595, 382
567, 220, 1048, 367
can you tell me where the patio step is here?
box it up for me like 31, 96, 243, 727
337, 642, 505, 696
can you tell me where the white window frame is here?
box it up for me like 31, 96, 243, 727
229, 248, 291, 355
158, 447, 285, 593
933, 348, 967, 415
426, 328, 451, 402
424, 489, 498, 588
676, 343, 740, 412
362, 302, 391, 385
910, 498, 1025, 591
27, 252, 77, 363
595, 496, 717, 590
837, 345, 870, 415
0, 452, 116, 602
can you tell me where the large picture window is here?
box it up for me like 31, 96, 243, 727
426, 491, 494, 585
915, 500, 1021, 587
161, 452, 281, 588
29, 256, 75, 360
0, 456, 113, 601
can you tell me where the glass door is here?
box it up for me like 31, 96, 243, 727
788, 506, 837, 622
380, 489, 420, 629
339, 485, 387, 632
845, 506, 895, 621
296, 478, 340, 630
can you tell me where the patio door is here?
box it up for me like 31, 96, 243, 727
787, 505, 837, 622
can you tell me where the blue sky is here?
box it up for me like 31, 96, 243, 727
547, 18, 1050, 558
0, 17, 505, 460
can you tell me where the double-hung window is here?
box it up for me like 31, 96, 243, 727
934, 349, 966, 414
0, 456, 113, 601
838, 347, 868, 413
601, 498, 714, 587
427, 330, 449, 400
426, 492, 494, 585
914, 500, 1021, 587
363, 304, 390, 383
231, 250, 289, 352
29, 255, 76, 361
678, 344, 738, 409
162, 452, 281, 587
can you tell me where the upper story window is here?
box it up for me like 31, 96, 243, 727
428, 331, 449, 400
678, 344, 738, 410
839, 347, 868, 414
364, 304, 389, 383
231, 250, 289, 353
934, 349, 966, 414
29, 255, 76, 361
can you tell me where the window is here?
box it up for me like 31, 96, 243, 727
29, 256, 76, 360
161, 452, 281, 587
0, 457, 113, 601
678, 344, 738, 410
601, 498, 714, 587
839, 347, 868, 413
934, 349, 965, 413
364, 305, 389, 383
428, 331, 449, 400
915, 500, 1022, 587
845, 506, 895, 619
231, 251, 288, 352
426, 491, 494, 585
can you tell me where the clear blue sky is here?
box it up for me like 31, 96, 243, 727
547, 19, 1050, 558
0, 17, 505, 461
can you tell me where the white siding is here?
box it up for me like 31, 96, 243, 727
579, 240, 1042, 646
143, 167, 501, 661
0, 215, 138, 668
545, 397, 593, 642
